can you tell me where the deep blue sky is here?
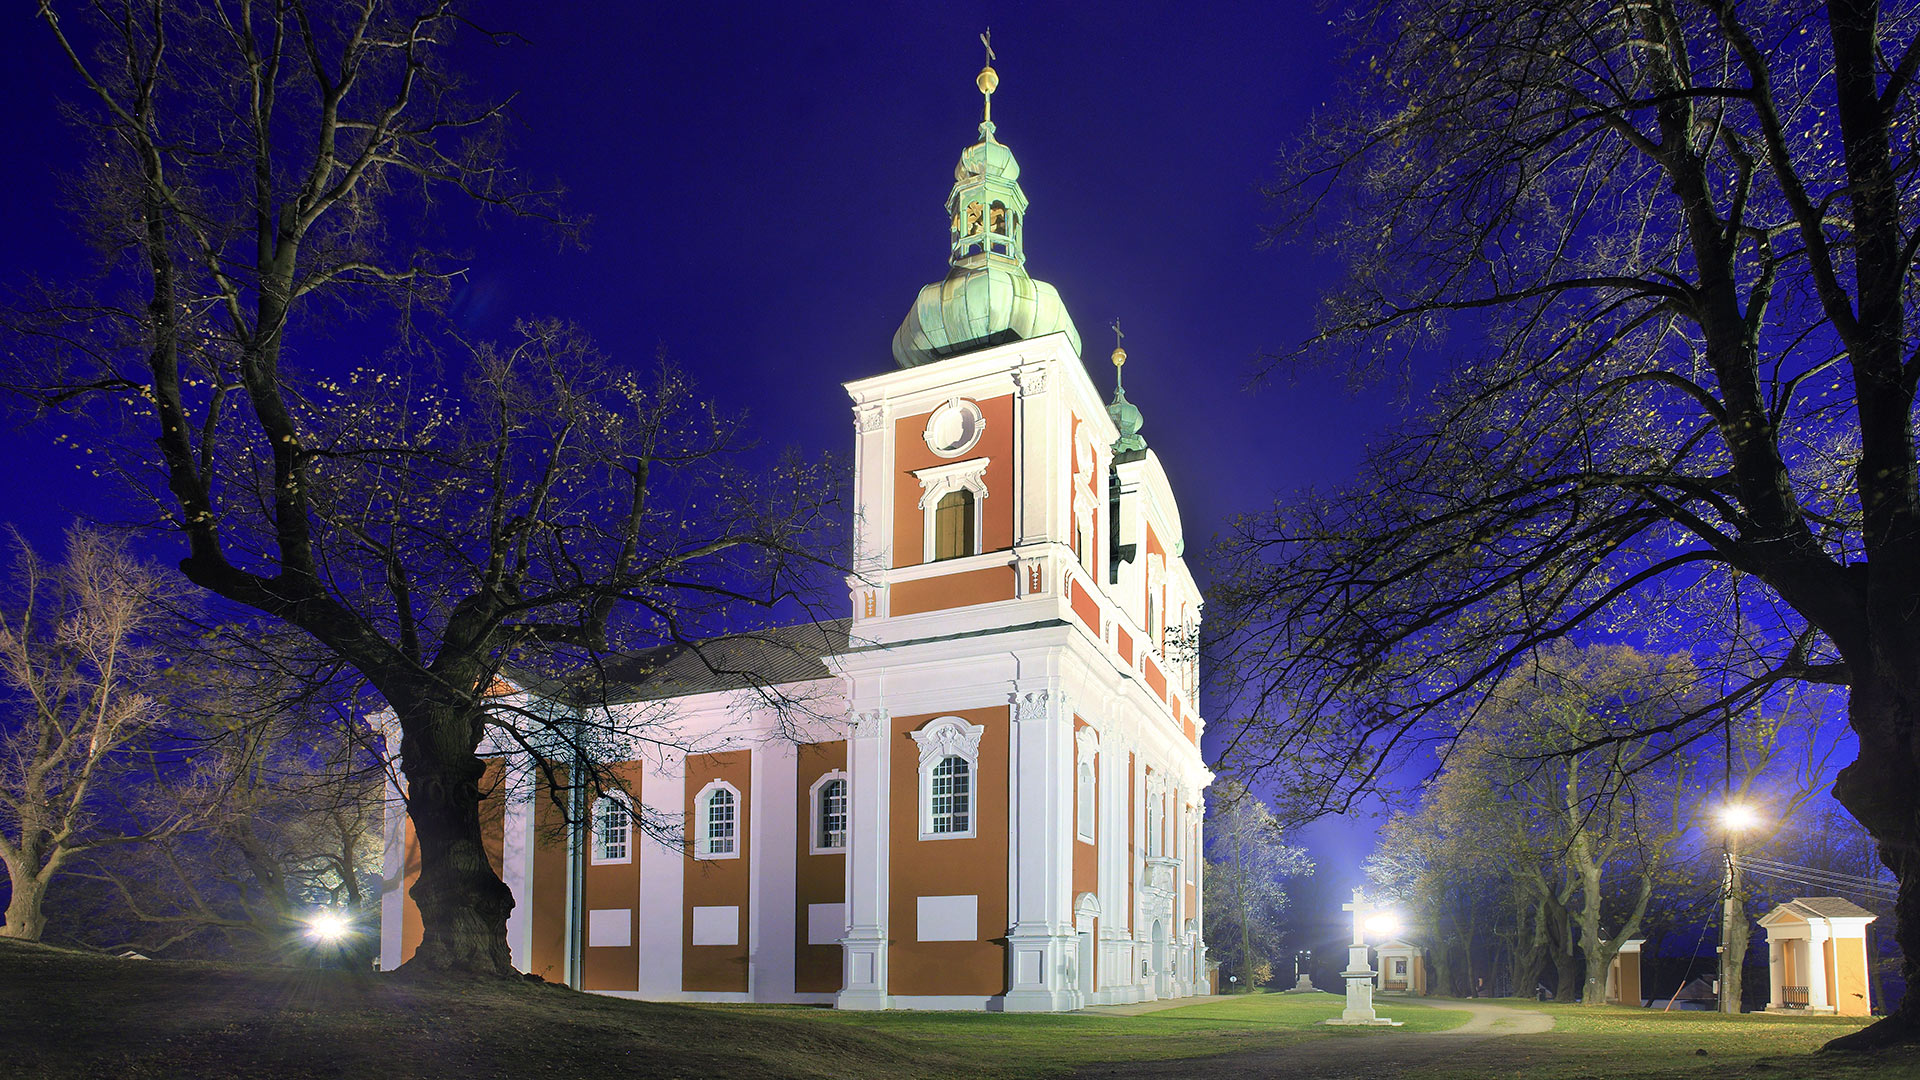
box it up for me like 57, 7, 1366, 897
0, 6, 1393, 893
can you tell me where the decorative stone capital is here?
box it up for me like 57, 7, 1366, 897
1012, 689, 1052, 724
1014, 364, 1050, 396
855, 402, 887, 434
852, 709, 889, 740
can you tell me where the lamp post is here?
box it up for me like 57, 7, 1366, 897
1719, 804, 1759, 1014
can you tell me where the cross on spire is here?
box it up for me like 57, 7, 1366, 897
976, 29, 1000, 126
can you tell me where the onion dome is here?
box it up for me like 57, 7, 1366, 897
891, 58, 1083, 369
1108, 341, 1146, 455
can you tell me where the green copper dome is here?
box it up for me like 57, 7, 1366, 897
892, 70, 1082, 369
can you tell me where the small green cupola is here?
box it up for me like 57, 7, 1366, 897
891, 43, 1082, 369
1107, 331, 1147, 456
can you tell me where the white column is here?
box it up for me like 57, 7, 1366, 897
1767, 938, 1784, 1010
378, 780, 408, 972
1096, 725, 1128, 1004
1003, 687, 1077, 1012
502, 785, 534, 973
636, 754, 685, 999
838, 709, 891, 1009
751, 744, 801, 1001
1807, 925, 1831, 1011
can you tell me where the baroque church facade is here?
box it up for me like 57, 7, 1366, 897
379, 60, 1213, 1012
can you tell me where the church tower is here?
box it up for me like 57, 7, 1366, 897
833, 47, 1211, 1011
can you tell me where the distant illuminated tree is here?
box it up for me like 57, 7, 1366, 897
1218, 0, 1920, 1043
0, 528, 178, 942
1204, 780, 1313, 988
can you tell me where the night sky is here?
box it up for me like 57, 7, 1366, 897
0, 7, 1398, 896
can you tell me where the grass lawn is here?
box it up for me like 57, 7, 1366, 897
7, 938, 1916, 1080
0, 940, 1455, 1080
716, 991, 1469, 1076
1415, 998, 1913, 1080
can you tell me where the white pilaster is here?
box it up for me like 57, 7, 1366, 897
637, 755, 685, 998
838, 709, 892, 1009
1004, 688, 1078, 1012
1768, 940, 1784, 1010
502, 785, 535, 972
1807, 926, 1830, 1010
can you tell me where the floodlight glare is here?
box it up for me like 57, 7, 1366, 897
1721, 804, 1760, 832
306, 911, 350, 943
1364, 912, 1401, 937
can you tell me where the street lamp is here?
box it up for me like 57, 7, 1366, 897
306, 910, 351, 945
1719, 804, 1760, 1014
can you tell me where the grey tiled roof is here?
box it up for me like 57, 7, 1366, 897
1784, 896, 1879, 921
517, 619, 851, 706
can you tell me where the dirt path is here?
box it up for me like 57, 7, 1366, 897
1071, 998, 1555, 1080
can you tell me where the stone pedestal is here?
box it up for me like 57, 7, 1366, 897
1323, 890, 1401, 1026
1286, 974, 1317, 993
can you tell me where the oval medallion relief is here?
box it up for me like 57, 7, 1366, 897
923, 398, 986, 458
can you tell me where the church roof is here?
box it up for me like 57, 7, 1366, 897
515, 619, 850, 706
1779, 896, 1879, 921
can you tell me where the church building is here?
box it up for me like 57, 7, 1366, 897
378, 57, 1213, 1012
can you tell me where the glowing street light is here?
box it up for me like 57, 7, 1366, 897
1721, 804, 1760, 832
1364, 912, 1402, 939
306, 911, 351, 944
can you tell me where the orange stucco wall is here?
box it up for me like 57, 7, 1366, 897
891, 565, 1017, 616
794, 741, 848, 994
1835, 937, 1871, 1015
889, 707, 1011, 997
529, 774, 569, 983
582, 762, 644, 992
1070, 579, 1101, 634
892, 394, 1015, 569
683, 750, 752, 992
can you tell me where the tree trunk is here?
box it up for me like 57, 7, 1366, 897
1723, 856, 1750, 1014
0, 867, 49, 941
1829, 671, 1920, 1046
395, 701, 516, 978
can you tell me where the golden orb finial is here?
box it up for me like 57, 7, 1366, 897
977, 66, 999, 96
1111, 346, 1127, 367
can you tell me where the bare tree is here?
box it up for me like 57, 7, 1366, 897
10, 4, 839, 977
0, 527, 181, 941
1203, 780, 1313, 989
1217, 0, 1920, 1042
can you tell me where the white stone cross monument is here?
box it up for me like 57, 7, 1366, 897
1322, 888, 1400, 1026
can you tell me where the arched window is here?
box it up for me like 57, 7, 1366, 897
934, 489, 975, 560
930, 755, 971, 834
1077, 760, 1097, 843
813, 775, 849, 853
695, 781, 741, 860
592, 796, 631, 864
912, 715, 984, 841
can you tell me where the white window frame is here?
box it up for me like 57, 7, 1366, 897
914, 458, 990, 563
694, 779, 742, 861
1073, 487, 1097, 575
911, 715, 984, 841
1075, 725, 1100, 845
591, 795, 632, 865
810, 771, 850, 855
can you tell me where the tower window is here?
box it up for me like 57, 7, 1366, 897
934, 489, 976, 560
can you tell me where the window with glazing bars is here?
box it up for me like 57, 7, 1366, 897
818, 778, 848, 850
706, 787, 736, 855
594, 797, 629, 862
930, 755, 971, 834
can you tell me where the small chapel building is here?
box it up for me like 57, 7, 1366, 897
377, 58, 1213, 1012
1759, 897, 1878, 1016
